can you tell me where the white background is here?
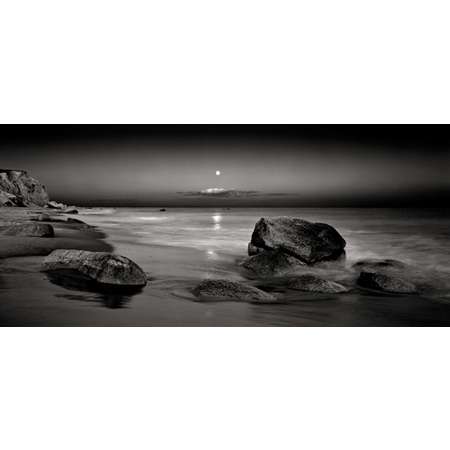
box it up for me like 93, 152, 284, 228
1, 1, 450, 450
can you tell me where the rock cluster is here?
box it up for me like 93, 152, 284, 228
241, 217, 346, 278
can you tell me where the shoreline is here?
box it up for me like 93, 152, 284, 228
0, 207, 113, 260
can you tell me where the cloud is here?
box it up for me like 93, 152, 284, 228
179, 188, 261, 198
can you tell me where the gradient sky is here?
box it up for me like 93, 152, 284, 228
0, 126, 448, 206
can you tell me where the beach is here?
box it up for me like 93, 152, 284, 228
1, 207, 450, 326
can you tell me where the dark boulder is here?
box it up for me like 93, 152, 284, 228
357, 271, 417, 294
288, 274, 349, 293
249, 216, 346, 264
0, 222, 54, 237
42, 249, 147, 287
242, 250, 306, 277
193, 279, 276, 303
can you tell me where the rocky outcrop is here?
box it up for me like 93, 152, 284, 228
42, 249, 147, 287
357, 271, 417, 294
249, 217, 346, 264
0, 169, 49, 206
241, 250, 306, 277
0, 223, 54, 237
193, 279, 276, 303
287, 274, 349, 294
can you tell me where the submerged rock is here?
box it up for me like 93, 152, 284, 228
0, 222, 54, 237
242, 250, 306, 277
0, 169, 49, 206
287, 274, 349, 293
357, 271, 417, 294
193, 279, 276, 303
249, 217, 346, 264
352, 258, 407, 273
42, 249, 147, 287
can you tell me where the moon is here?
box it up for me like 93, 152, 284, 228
215, 170, 221, 176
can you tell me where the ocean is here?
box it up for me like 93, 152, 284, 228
1, 207, 450, 326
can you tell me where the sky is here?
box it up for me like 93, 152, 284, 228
0, 125, 448, 207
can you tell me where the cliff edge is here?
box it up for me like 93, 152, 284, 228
0, 169, 50, 207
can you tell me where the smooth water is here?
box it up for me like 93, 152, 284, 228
1, 208, 450, 326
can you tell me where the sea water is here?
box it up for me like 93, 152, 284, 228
1, 208, 449, 326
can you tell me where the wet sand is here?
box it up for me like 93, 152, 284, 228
0, 207, 112, 258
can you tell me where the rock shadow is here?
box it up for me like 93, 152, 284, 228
45, 270, 144, 309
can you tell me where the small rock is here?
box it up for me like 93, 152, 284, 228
159, 208, 166, 212
288, 274, 350, 293
47, 201, 66, 210
242, 250, 306, 277
42, 249, 147, 287
64, 207, 78, 214
0, 223, 54, 237
357, 271, 417, 294
352, 258, 407, 273
193, 279, 276, 303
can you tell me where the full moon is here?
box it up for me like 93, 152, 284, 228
215, 170, 221, 176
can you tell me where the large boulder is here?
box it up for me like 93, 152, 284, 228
288, 274, 349, 294
0, 169, 49, 206
241, 250, 306, 277
0, 222, 54, 237
193, 279, 276, 303
357, 271, 417, 294
249, 217, 346, 264
42, 249, 147, 287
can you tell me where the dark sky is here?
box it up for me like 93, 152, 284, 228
0, 125, 448, 207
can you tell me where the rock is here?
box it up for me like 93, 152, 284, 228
159, 208, 166, 212
42, 249, 147, 287
352, 258, 407, 273
0, 223, 54, 237
248, 242, 265, 256
0, 190, 19, 206
64, 207, 78, 214
249, 217, 346, 264
0, 169, 49, 206
288, 274, 349, 293
357, 271, 417, 294
193, 279, 276, 303
242, 250, 306, 277
47, 201, 66, 210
